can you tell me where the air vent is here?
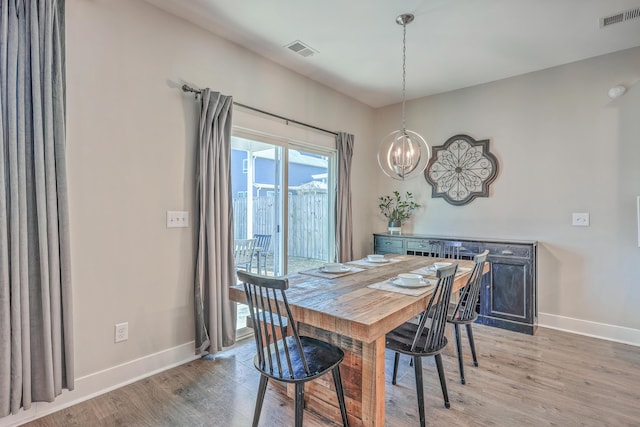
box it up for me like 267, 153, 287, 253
600, 7, 640, 27
285, 40, 318, 58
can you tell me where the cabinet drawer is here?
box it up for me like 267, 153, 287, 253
374, 236, 404, 251
406, 239, 440, 251
483, 243, 531, 258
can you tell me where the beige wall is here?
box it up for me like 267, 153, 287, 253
374, 46, 640, 333
66, 0, 376, 378
4, 1, 637, 424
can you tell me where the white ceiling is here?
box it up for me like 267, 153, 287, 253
144, 0, 640, 108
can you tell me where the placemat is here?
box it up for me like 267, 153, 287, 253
299, 266, 365, 279
347, 257, 403, 268
367, 278, 437, 296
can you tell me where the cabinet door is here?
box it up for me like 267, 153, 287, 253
374, 236, 404, 254
482, 256, 533, 325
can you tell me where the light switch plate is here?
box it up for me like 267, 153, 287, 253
167, 211, 189, 228
637, 196, 639, 247
572, 212, 589, 227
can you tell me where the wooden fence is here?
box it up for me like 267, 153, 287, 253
233, 195, 329, 260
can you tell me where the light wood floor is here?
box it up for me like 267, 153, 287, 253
23, 325, 640, 426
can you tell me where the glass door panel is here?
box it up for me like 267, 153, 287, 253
231, 136, 284, 277
231, 135, 284, 334
231, 134, 336, 334
286, 147, 335, 273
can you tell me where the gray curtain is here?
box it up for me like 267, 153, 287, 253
336, 132, 354, 262
0, 0, 74, 417
193, 89, 237, 354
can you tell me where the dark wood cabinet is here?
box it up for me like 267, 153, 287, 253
373, 233, 538, 334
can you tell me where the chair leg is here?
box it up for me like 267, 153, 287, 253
332, 366, 350, 427
434, 353, 450, 409
294, 383, 305, 427
392, 352, 400, 385
453, 323, 466, 384
466, 323, 479, 367
252, 375, 269, 427
413, 356, 426, 427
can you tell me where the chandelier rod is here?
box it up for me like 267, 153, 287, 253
401, 17, 407, 133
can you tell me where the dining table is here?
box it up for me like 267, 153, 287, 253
229, 254, 484, 427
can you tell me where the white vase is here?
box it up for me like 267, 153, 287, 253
388, 220, 402, 235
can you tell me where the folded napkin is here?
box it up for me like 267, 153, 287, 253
367, 278, 436, 296
298, 266, 365, 279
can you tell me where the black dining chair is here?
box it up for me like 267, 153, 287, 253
448, 250, 489, 384
387, 263, 458, 427
438, 240, 462, 260
237, 270, 350, 427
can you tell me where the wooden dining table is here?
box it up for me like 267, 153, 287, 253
229, 254, 481, 427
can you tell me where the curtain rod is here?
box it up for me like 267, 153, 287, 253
181, 84, 338, 137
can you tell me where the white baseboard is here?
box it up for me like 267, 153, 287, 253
539, 312, 640, 347
1, 341, 199, 427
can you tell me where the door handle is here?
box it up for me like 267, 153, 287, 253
501, 250, 514, 255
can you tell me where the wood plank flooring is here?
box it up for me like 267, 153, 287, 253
23, 325, 640, 426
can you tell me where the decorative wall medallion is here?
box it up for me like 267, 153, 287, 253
424, 134, 498, 206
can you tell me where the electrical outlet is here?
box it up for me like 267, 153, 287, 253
167, 211, 189, 228
115, 322, 128, 343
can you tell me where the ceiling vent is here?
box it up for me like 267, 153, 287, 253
285, 40, 318, 57
600, 7, 640, 28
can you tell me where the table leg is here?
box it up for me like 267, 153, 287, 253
297, 324, 386, 427
360, 336, 386, 426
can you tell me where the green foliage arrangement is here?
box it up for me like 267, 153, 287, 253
378, 191, 420, 223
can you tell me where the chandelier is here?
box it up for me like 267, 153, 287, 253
377, 13, 431, 180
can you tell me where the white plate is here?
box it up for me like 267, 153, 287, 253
390, 278, 431, 288
320, 266, 350, 273
364, 257, 390, 263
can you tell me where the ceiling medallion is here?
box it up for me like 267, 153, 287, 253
424, 134, 498, 206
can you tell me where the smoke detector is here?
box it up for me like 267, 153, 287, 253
285, 40, 318, 57
600, 7, 640, 28
608, 85, 626, 99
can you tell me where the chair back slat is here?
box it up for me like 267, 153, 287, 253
264, 288, 286, 376
237, 270, 311, 380
452, 250, 489, 322
234, 238, 257, 270
412, 263, 458, 353
253, 234, 272, 251
438, 241, 462, 260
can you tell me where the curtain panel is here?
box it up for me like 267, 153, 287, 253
336, 132, 354, 263
0, 0, 74, 417
193, 89, 237, 355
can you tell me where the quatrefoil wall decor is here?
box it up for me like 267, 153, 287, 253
424, 134, 499, 206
